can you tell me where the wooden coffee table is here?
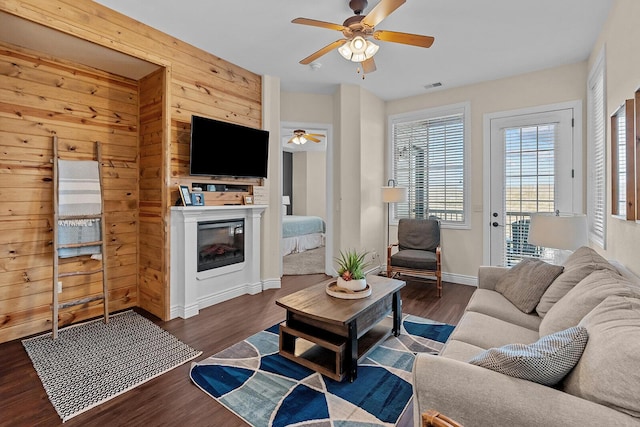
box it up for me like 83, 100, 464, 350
276, 274, 405, 382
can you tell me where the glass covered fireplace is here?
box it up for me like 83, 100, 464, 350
197, 219, 244, 272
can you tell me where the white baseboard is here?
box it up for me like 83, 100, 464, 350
198, 281, 263, 311
365, 267, 477, 288
443, 272, 477, 287
170, 302, 199, 320
262, 278, 281, 291
170, 280, 277, 320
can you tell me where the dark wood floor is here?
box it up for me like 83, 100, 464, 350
0, 275, 474, 427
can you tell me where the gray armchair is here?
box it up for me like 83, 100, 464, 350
387, 218, 442, 296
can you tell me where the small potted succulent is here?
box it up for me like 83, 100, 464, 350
335, 249, 369, 291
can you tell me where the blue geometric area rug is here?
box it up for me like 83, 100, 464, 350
190, 314, 454, 427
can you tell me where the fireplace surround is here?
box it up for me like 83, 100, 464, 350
170, 205, 266, 319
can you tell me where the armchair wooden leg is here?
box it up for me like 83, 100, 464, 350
436, 273, 442, 297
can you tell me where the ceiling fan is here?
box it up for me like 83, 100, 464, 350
288, 129, 325, 145
293, 0, 434, 75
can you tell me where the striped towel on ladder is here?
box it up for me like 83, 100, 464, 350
57, 159, 103, 258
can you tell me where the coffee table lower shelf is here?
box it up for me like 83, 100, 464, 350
279, 317, 393, 382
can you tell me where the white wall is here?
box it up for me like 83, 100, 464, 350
291, 151, 326, 217
360, 89, 386, 264
261, 75, 283, 286
386, 61, 588, 278
587, 0, 640, 275
281, 91, 332, 220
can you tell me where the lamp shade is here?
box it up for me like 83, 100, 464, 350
527, 213, 588, 250
381, 186, 408, 203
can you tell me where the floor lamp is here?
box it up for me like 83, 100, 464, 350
381, 179, 408, 248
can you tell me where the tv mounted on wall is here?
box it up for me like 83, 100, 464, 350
190, 115, 269, 178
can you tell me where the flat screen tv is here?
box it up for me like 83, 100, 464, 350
190, 115, 269, 178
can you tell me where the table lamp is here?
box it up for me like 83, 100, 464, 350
528, 211, 588, 263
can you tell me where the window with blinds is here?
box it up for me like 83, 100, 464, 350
616, 113, 627, 214
611, 99, 635, 220
390, 104, 468, 227
587, 53, 606, 248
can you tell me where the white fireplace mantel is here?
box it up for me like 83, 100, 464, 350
169, 205, 267, 319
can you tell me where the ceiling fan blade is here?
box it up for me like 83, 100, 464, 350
306, 133, 325, 137
299, 39, 347, 64
362, 0, 406, 28
373, 30, 434, 48
306, 136, 322, 143
361, 57, 377, 74
292, 18, 346, 32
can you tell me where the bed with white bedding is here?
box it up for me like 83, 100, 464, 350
282, 215, 326, 256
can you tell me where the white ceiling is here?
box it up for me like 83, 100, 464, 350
93, 0, 614, 101
3, 1, 614, 101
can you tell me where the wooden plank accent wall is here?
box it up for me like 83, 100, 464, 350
0, 0, 263, 342
139, 68, 166, 319
0, 43, 139, 342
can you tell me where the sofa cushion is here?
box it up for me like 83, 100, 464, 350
466, 289, 542, 331
468, 326, 588, 386
563, 296, 640, 418
449, 311, 540, 350
539, 269, 640, 336
495, 258, 564, 313
536, 246, 617, 317
440, 339, 486, 362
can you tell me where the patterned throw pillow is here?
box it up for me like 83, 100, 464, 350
495, 258, 564, 313
467, 326, 588, 386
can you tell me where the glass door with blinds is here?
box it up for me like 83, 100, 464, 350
489, 109, 575, 266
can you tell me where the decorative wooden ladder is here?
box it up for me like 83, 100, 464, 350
51, 135, 109, 339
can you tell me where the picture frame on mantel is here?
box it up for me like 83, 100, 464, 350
192, 192, 205, 206
179, 185, 193, 206
243, 195, 254, 205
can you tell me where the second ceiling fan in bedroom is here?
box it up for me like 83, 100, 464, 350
293, 0, 435, 76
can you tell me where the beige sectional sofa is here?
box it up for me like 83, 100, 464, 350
413, 247, 640, 427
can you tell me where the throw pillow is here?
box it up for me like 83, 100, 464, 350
536, 246, 617, 317
468, 326, 588, 386
563, 296, 640, 418
539, 269, 640, 336
495, 258, 564, 313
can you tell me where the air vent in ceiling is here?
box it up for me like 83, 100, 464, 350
424, 82, 443, 90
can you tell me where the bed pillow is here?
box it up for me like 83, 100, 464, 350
563, 296, 640, 417
495, 258, 564, 313
539, 269, 640, 336
536, 246, 616, 317
468, 326, 588, 386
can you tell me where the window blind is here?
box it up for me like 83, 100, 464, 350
392, 112, 465, 224
616, 113, 627, 215
587, 59, 606, 247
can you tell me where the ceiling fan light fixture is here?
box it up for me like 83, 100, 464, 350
292, 136, 307, 145
338, 36, 379, 63
290, 129, 309, 145
364, 40, 379, 57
